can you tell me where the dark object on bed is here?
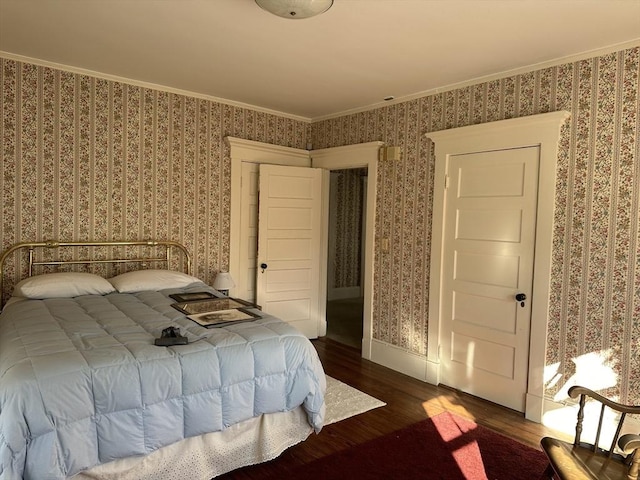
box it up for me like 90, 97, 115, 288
169, 291, 218, 302
154, 326, 188, 346
540, 385, 640, 480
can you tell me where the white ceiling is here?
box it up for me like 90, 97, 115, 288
1, 0, 639, 121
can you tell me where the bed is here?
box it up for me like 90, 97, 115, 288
0, 240, 326, 480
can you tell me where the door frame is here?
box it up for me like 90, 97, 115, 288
426, 111, 569, 422
227, 137, 311, 301
227, 137, 381, 349
311, 141, 384, 360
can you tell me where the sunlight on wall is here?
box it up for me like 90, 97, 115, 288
544, 349, 618, 403
542, 349, 628, 447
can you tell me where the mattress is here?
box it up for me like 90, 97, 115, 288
0, 281, 326, 479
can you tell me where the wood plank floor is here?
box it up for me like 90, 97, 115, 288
219, 337, 568, 479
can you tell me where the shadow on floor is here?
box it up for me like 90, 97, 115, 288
326, 297, 363, 350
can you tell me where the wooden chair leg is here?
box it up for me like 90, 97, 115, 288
628, 451, 640, 480
543, 464, 556, 479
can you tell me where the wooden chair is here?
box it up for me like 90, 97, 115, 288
541, 385, 640, 480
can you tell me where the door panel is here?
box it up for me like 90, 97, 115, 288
453, 291, 517, 333
455, 251, 520, 288
457, 209, 523, 242
441, 146, 539, 412
451, 333, 515, 378
257, 164, 323, 339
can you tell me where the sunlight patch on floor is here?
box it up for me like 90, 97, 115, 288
421, 394, 475, 422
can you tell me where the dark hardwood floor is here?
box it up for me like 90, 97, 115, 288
219, 337, 567, 479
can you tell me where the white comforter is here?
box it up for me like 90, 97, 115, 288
0, 284, 325, 479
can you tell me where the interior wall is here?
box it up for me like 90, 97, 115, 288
311, 46, 640, 405
2, 46, 639, 405
0, 58, 311, 295
332, 168, 366, 292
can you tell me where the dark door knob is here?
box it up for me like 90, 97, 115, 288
260, 263, 268, 273
515, 293, 527, 302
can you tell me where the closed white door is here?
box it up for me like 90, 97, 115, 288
257, 164, 324, 338
440, 146, 539, 412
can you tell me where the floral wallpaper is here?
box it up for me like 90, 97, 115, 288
1, 45, 639, 405
332, 168, 366, 289
312, 46, 640, 404
0, 58, 310, 298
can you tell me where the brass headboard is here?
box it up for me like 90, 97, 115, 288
0, 240, 192, 306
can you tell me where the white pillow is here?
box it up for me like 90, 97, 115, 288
108, 269, 201, 293
14, 272, 116, 299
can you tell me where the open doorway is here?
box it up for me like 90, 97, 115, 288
326, 168, 367, 350
230, 138, 383, 357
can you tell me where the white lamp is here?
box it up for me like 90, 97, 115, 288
213, 272, 235, 296
255, 0, 333, 19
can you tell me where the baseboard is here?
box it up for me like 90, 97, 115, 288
369, 339, 428, 381
525, 392, 544, 423
328, 286, 362, 301
426, 357, 440, 386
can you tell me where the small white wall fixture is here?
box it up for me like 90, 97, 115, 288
426, 111, 570, 423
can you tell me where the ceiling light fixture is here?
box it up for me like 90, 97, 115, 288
255, 0, 334, 19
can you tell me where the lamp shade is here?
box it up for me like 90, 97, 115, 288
255, 0, 333, 19
212, 272, 236, 291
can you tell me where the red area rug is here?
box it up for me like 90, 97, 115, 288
274, 412, 548, 479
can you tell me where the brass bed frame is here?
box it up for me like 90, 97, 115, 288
0, 240, 192, 306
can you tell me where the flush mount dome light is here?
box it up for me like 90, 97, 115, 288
255, 0, 334, 19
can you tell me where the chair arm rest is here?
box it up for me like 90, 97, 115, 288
568, 386, 640, 415
619, 434, 640, 454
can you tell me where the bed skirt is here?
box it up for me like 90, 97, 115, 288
73, 407, 311, 480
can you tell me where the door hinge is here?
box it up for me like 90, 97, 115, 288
444, 174, 450, 189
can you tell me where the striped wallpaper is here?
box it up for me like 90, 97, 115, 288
0, 59, 310, 293
333, 168, 366, 289
1, 45, 639, 405
312, 46, 640, 404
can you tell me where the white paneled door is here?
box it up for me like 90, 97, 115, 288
257, 164, 324, 338
440, 146, 539, 412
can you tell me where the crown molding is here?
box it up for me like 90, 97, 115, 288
0, 51, 312, 124
312, 38, 640, 122
3, 37, 639, 125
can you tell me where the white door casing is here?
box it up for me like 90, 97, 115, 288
440, 147, 539, 412
239, 162, 259, 303
227, 137, 310, 302
257, 164, 325, 338
311, 142, 383, 360
427, 111, 569, 422
228, 138, 380, 352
